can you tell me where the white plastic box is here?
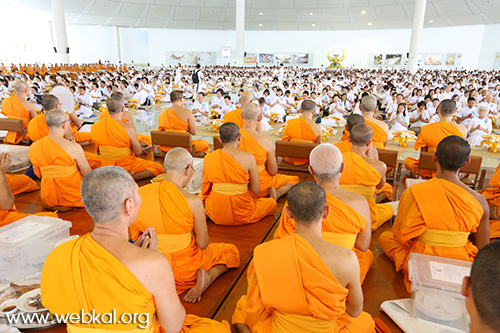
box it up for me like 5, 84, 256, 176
408, 252, 472, 331
0, 144, 31, 173
0, 216, 72, 283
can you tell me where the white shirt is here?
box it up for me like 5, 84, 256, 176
410, 109, 430, 127
192, 100, 209, 116
458, 106, 478, 126
211, 96, 224, 110
221, 102, 236, 116
480, 101, 497, 115
76, 93, 93, 118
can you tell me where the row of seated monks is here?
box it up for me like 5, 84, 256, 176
0, 83, 499, 331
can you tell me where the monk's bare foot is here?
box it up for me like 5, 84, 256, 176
274, 183, 293, 200
183, 269, 208, 303
269, 187, 278, 201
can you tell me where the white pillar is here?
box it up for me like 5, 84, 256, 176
51, 0, 70, 64
407, 0, 427, 74
235, 0, 245, 66
114, 26, 121, 64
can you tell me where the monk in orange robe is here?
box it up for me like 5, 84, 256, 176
223, 108, 244, 128
380, 136, 490, 291
1, 81, 37, 144
157, 91, 209, 155
131, 148, 239, 303
233, 182, 375, 333
281, 100, 321, 165
334, 114, 365, 154
360, 96, 388, 149
200, 123, 277, 226
29, 110, 92, 208
0, 152, 57, 227
404, 99, 466, 176
339, 124, 394, 231
5, 174, 39, 195
27, 94, 101, 169
239, 103, 299, 198
41, 166, 230, 333
91, 97, 163, 181
274, 144, 373, 283
99, 91, 152, 147
479, 163, 500, 238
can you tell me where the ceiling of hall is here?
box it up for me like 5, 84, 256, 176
5, 0, 500, 30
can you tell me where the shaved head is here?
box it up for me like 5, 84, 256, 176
438, 99, 457, 117
360, 95, 377, 114
242, 102, 261, 121
350, 123, 373, 146
14, 81, 28, 94
110, 91, 125, 102
240, 91, 253, 107
309, 144, 343, 183
42, 94, 60, 111
164, 147, 192, 173
81, 166, 137, 224
219, 122, 240, 143
301, 100, 315, 113
436, 135, 470, 171
346, 114, 365, 132
106, 97, 124, 114
287, 182, 326, 226
45, 109, 68, 129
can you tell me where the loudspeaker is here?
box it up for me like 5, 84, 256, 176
53, 47, 57, 53
66, 47, 70, 54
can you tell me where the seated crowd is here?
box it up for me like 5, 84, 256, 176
1, 63, 500, 332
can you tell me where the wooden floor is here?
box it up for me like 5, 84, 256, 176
11, 148, 409, 333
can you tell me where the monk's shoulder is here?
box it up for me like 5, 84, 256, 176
461, 184, 488, 210
181, 188, 202, 207
336, 190, 368, 209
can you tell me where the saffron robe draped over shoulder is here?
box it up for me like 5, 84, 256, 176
41, 234, 230, 333
274, 193, 373, 283
379, 178, 483, 291
99, 109, 152, 146
480, 163, 500, 238
365, 119, 387, 149
339, 152, 394, 230
1, 95, 31, 144
232, 234, 375, 333
157, 108, 209, 154
223, 109, 244, 129
239, 129, 299, 197
130, 180, 240, 294
281, 117, 318, 165
200, 149, 276, 225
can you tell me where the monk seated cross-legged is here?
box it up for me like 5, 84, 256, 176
233, 182, 375, 333
91, 97, 163, 181
339, 123, 394, 231
0, 152, 57, 228
480, 163, 500, 239
274, 144, 374, 283
380, 136, 490, 291
200, 122, 277, 226
1, 81, 37, 144
404, 99, 467, 178
41, 166, 231, 332
281, 99, 321, 166
130, 147, 240, 303
239, 103, 299, 199
157, 90, 209, 157
29, 109, 92, 210
360, 95, 389, 150
27, 94, 101, 169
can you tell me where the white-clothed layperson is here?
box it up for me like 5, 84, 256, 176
467, 106, 492, 147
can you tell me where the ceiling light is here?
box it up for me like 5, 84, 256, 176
259, 12, 263, 15
429, 20, 433, 23
368, 22, 372, 26
309, 12, 313, 15
259, 23, 262, 26
361, 10, 366, 14
312, 23, 316, 26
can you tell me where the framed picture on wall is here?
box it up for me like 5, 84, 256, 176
425, 54, 443, 65
292, 53, 309, 64
244, 53, 257, 63
373, 54, 383, 65
276, 54, 291, 64
259, 53, 275, 64
385, 54, 402, 66
445, 54, 456, 66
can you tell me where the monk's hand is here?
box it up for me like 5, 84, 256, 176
0, 152, 11, 174
133, 233, 148, 248
68, 136, 76, 142
146, 228, 158, 251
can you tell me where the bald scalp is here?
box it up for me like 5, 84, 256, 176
287, 182, 326, 226
164, 147, 193, 173
14, 81, 28, 94
110, 91, 125, 102
310, 144, 343, 183
346, 114, 365, 132
240, 91, 253, 106
301, 100, 316, 113
106, 97, 124, 114
438, 99, 456, 117
350, 123, 373, 146
45, 109, 68, 128
436, 135, 470, 171
219, 122, 240, 143
42, 94, 59, 111
242, 103, 261, 121
360, 95, 377, 114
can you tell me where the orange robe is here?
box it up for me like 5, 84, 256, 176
157, 108, 210, 154
29, 136, 84, 207
0, 206, 57, 228
90, 118, 163, 176
200, 149, 277, 225
5, 174, 38, 195
1, 95, 31, 144
404, 121, 464, 176
232, 234, 375, 333
27, 113, 101, 169
334, 140, 351, 154
480, 163, 500, 238
239, 129, 299, 197
365, 119, 387, 149
379, 178, 483, 291
41, 234, 230, 333
281, 117, 318, 165
223, 108, 244, 128
339, 152, 394, 230
374, 183, 393, 201
99, 109, 152, 146
130, 180, 240, 294
274, 193, 373, 283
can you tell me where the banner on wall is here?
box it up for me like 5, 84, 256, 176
258, 54, 275, 64
276, 54, 292, 64
425, 54, 443, 65
386, 54, 403, 66
292, 53, 309, 64
244, 53, 257, 63
165, 51, 216, 65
